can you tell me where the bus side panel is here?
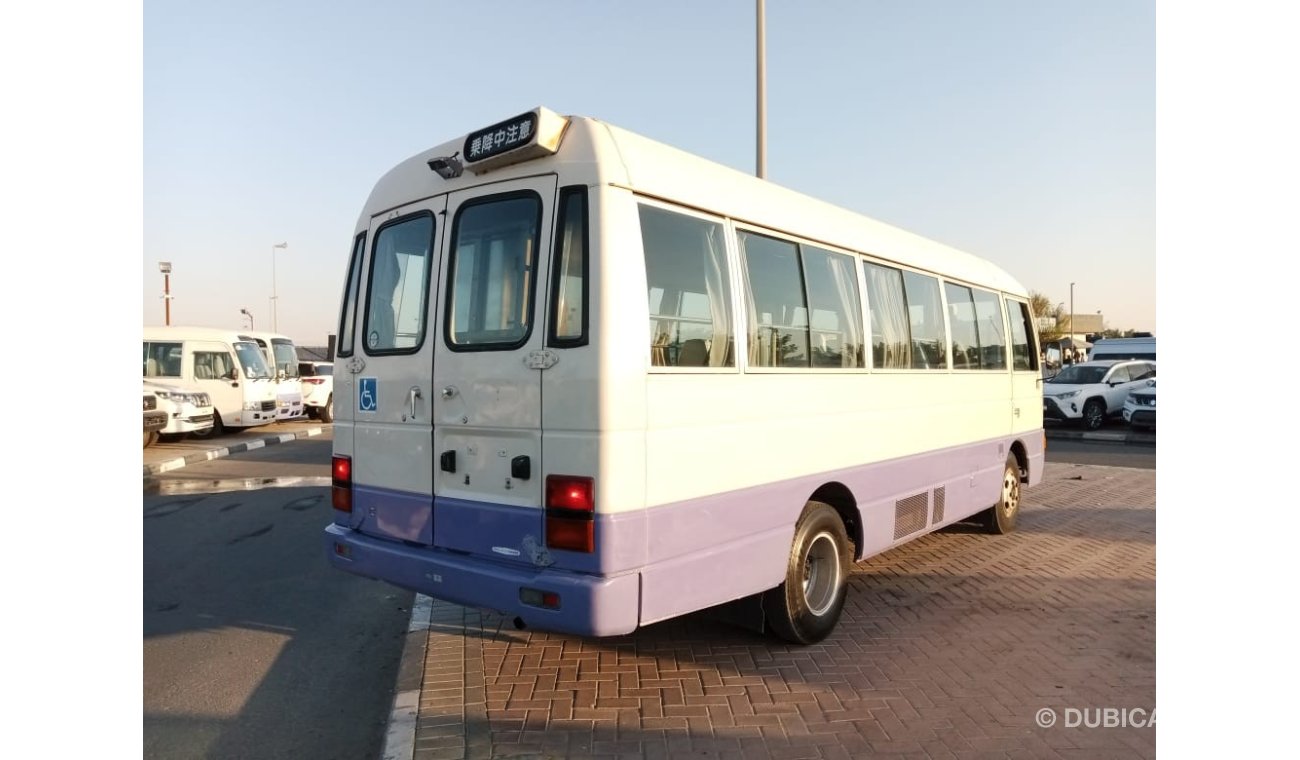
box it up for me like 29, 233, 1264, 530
635, 432, 1025, 626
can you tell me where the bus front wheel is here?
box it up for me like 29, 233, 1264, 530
981, 454, 1022, 535
763, 501, 850, 645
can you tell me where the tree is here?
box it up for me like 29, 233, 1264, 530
1029, 290, 1066, 344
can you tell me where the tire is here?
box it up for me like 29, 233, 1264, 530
763, 501, 851, 645
191, 411, 224, 438
318, 394, 333, 424
1081, 399, 1105, 430
143, 430, 158, 448
981, 454, 1022, 535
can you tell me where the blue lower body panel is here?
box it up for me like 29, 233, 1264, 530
323, 524, 641, 637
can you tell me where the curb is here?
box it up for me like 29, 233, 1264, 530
142, 426, 326, 477
1045, 426, 1156, 446
382, 594, 432, 760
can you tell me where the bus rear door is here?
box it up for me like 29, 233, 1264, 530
431, 176, 558, 565
346, 198, 446, 546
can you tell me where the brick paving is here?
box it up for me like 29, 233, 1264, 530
410, 462, 1155, 760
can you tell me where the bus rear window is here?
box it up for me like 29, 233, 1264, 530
446, 193, 542, 350
365, 214, 435, 354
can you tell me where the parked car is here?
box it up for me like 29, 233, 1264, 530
144, 379, 216, 440
143, 386, 168, 448
299, 361, 334, 423
1122, 378, 1157, 430
1042, 359, 1156, 430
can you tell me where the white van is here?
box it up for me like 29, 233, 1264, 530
238, 331, 306, 421
142, 326, 279, 436
1088, 337, 1155, 362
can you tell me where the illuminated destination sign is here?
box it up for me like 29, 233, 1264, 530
464, 111, 538, 163
449, 107, 570, 176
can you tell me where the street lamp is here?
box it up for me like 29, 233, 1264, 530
240, 308, 254, 329
159, 261, 173, 325
271, 242, 287, 332
1069, 282, 1075, 343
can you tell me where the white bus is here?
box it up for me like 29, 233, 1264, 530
143, 326, 280, 436
324, 108, 1045, 643
238, 330, 307, 421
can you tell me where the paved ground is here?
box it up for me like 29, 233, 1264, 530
401, 462, 1156, 760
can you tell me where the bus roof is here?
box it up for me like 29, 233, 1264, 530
360, 109, 1028, 297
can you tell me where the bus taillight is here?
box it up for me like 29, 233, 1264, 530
332, 454, 353, 512
545, 475, 594, 553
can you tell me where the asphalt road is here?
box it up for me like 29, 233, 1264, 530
143, 431, 412, 760
1046, 437, 1155, 469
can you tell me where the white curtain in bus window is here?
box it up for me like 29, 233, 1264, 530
448, 196, 540, 347
972, 288, 1007, 369
802, 246, 864, 368
944, 283, 978, 369
639, 205, 733, 367
862, 263, 909, 369
901, 271, 947, 370
738, 231, 808, 368
367, 215, 434, 352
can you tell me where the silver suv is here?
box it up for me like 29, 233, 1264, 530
1042, 359, 1156, 430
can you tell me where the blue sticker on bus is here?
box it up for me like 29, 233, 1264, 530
359, 377, 378, 412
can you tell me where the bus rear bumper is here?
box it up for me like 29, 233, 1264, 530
323, 524, 641, 637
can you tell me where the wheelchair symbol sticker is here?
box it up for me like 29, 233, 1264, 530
359, 377, 378, 413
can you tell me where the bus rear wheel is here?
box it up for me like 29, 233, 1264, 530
763, 501, 851, 645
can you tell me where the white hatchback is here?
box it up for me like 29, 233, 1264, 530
1042, 359, 1156, 430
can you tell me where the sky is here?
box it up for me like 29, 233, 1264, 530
141, 0, 1154, 345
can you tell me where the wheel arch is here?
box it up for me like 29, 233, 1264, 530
807, 481, 862, 560
1008, 439, 1028, 482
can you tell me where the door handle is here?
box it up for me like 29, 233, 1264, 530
408, 386, 423, 419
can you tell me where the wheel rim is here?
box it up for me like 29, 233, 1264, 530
801, 531, 841, 616
1085, 404, 1102, 428
1001, 467, 1020, 517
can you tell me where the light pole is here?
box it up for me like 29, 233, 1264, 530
240, 308, 254, 330
159, 261, 173, 325
271, 242, 287, 332
1069, 282, 1075, 345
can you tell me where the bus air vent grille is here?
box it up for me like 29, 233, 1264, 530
894, 493, 928, 540
932, 486, 946, 524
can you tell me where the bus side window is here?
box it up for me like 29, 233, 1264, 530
862, 262, 910, 369
972, 288, 1007, 370
639, 204, 734, 368
549, 186, 588, 347
901, 271, 947, 370
336, 233, 366, 358
1006, 299, 1038, 371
